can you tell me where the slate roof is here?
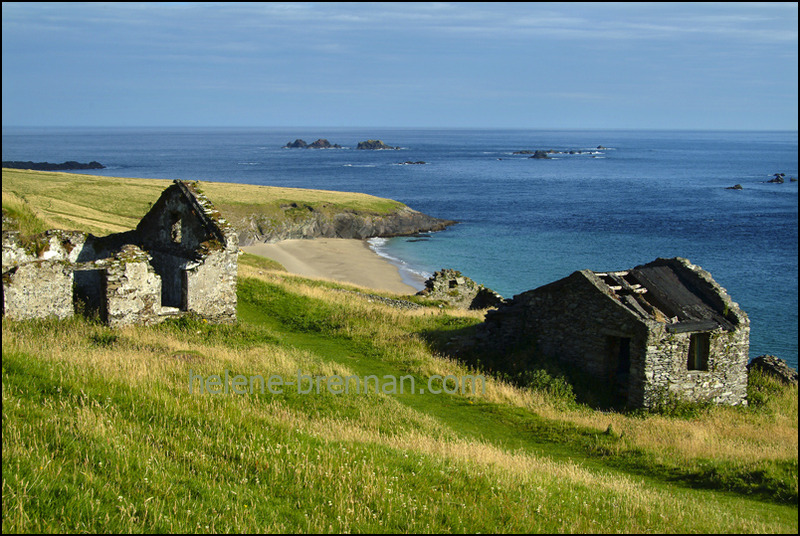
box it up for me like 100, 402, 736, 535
594, 258, 738, 333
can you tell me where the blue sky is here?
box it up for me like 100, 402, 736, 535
2, 2, 797, 129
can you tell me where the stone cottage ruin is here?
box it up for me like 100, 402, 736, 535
478, 257, 749, 408
3, 180, 238, 326
417, 268, 504, 310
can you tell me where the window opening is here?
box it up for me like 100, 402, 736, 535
687, 333, 710, 371
171, 219, 182, 244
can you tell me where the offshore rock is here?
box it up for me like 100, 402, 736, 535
356, 139, 398, 150
307, 138, 341, 149
283, 139, 308, 148
284, 139, 342, 149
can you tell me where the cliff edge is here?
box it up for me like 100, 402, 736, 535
2, 168, 457, 245
237, 204, 456, 244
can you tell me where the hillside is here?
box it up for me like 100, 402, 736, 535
2, 170, 798, 533
0, 168, 455, 243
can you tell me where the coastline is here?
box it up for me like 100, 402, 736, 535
241, 238, 424, 295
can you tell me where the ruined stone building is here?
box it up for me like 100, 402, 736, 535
3, 180, 238, 326
478, 258, 749, 408
417, 268, 504, 310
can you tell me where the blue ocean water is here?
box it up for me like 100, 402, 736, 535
3, 127, 797, 366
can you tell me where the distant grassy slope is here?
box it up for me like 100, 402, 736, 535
1, 168, 407, 237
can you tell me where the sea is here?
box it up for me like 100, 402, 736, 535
2, 127, 797, 367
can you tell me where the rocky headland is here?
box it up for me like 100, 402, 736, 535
2, 166, 456, 249
2, 160, 105, 171
239, 204, 456, 245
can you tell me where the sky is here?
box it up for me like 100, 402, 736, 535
2, 2, 798, 130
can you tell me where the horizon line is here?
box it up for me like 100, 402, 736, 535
3, 125, 798, 133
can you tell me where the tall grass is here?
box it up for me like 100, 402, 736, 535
1, 191, 53, 236
238, 264, 798, 473
2, 267, 797, 532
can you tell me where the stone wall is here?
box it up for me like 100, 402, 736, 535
481, 271, 649, 380
2, 180, 239, 328
3, 229, 89, 267
475, 267, 749, 409
136, 180, 239, 320
3, 260, 74, 320
3, 230, 84, 321
640, 324, 750, 407
137, 183, 225, 254
104, 246, 162, 327
184, 248, 238, 323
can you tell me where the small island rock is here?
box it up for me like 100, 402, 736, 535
284, 138, 342, 149
283, 139, 308, 148
357, 139, 398, 150
307, 139, 341, 149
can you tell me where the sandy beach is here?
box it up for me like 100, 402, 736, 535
242, 239, 420, 295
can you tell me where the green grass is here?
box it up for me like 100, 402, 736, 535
1, 168, 407, 237
238, 252, 287, 272
2, 167, 797, 532
236, 276, 799, 502
3, 269, 797, 533
1, 191, 51, 236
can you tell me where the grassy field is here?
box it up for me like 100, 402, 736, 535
2, 258, 798, 532
1, 168, 406, 237
2, 169, 798, 532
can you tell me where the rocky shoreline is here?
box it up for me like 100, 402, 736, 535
238, 205, 457, 245
2, 160, 105, 171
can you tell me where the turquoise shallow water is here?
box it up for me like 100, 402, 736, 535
3, 127, 797, 366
